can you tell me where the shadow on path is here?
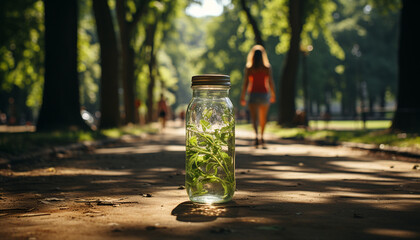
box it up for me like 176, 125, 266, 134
1, 123, 419, 239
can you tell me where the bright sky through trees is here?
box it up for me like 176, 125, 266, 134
185, 0, 230, 17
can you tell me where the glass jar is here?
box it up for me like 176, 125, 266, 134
185, 74, 235, 204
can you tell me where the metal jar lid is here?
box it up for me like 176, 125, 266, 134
191, 74, 230, 87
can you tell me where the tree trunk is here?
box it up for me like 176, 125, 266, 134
116, 0, 149, 124
92, 0, 120, 129
379, 88, 386, 118
368, 96, 374, 117
325, 91, 331, 115
20, 86, 34, 124
341, 77, 357, 118
146, 22, 158, 123
308, 96, 313, 117
116, 0, 135, 124
37, 0, 89, 131
316, 101, 320, 116
239, 0, 264, 46
278, 0, 303, 127
301, 51, 309, 126
391, 0, 420, 133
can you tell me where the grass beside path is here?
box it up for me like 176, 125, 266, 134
238, 120, 420, 150
0, 125, 158, 156
3, 120, 420, 156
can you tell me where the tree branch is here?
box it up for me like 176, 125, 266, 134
239, 0, 264, 46
127, 0, 150, 37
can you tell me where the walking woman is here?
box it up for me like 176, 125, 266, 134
158, 93, 168, 130
240, 45, 276, 148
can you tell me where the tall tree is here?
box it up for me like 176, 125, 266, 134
161, 12, 207, 111
198, 5, 249, 106
116, 0, 149, 124
92, 0, 120, 129
141, 0, 185, 123
36, 0, 88, 131
145, 20, 158, 123
278, 0, 304, 126
262, 0, 343, 126
331, 0, 398, 118
391, 0, 420, 132
0, 0, 44, 124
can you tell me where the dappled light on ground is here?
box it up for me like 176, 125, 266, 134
3, 167, 132, 177
365, 228, 420, 238
1, 123, 419, 239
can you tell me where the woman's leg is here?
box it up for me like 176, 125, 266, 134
162, 116, 166, 129
248, 103, 259, 145
258, 103, 270, 142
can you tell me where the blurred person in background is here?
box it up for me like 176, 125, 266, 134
240, 45, 276, 148
158, 93, 169, 130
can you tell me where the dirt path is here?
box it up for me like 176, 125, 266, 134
1, 122, 420, 239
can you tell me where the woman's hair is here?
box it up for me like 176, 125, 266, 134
246, 45, 270, 69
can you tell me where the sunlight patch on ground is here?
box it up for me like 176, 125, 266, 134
265, 169, 393, 182
95, 145, 163, 154
277, 191, 331, 203
57, 168, 132, 176
238, 165, 394, 182
147, 167, 180, 172
234, 216, 279, 224
237, 144, 365, 158
248, 163, 412, 181
237, 190, 332, 204
351, 198, 420, 211
329, 160, 417, 172
365, 228, 420, 238
0, 167, 132, 177
90, 179, 128, 184
325, 189, 420, 207
163, 145, 186, 152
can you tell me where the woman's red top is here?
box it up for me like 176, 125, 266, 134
248, 68, 269, 93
